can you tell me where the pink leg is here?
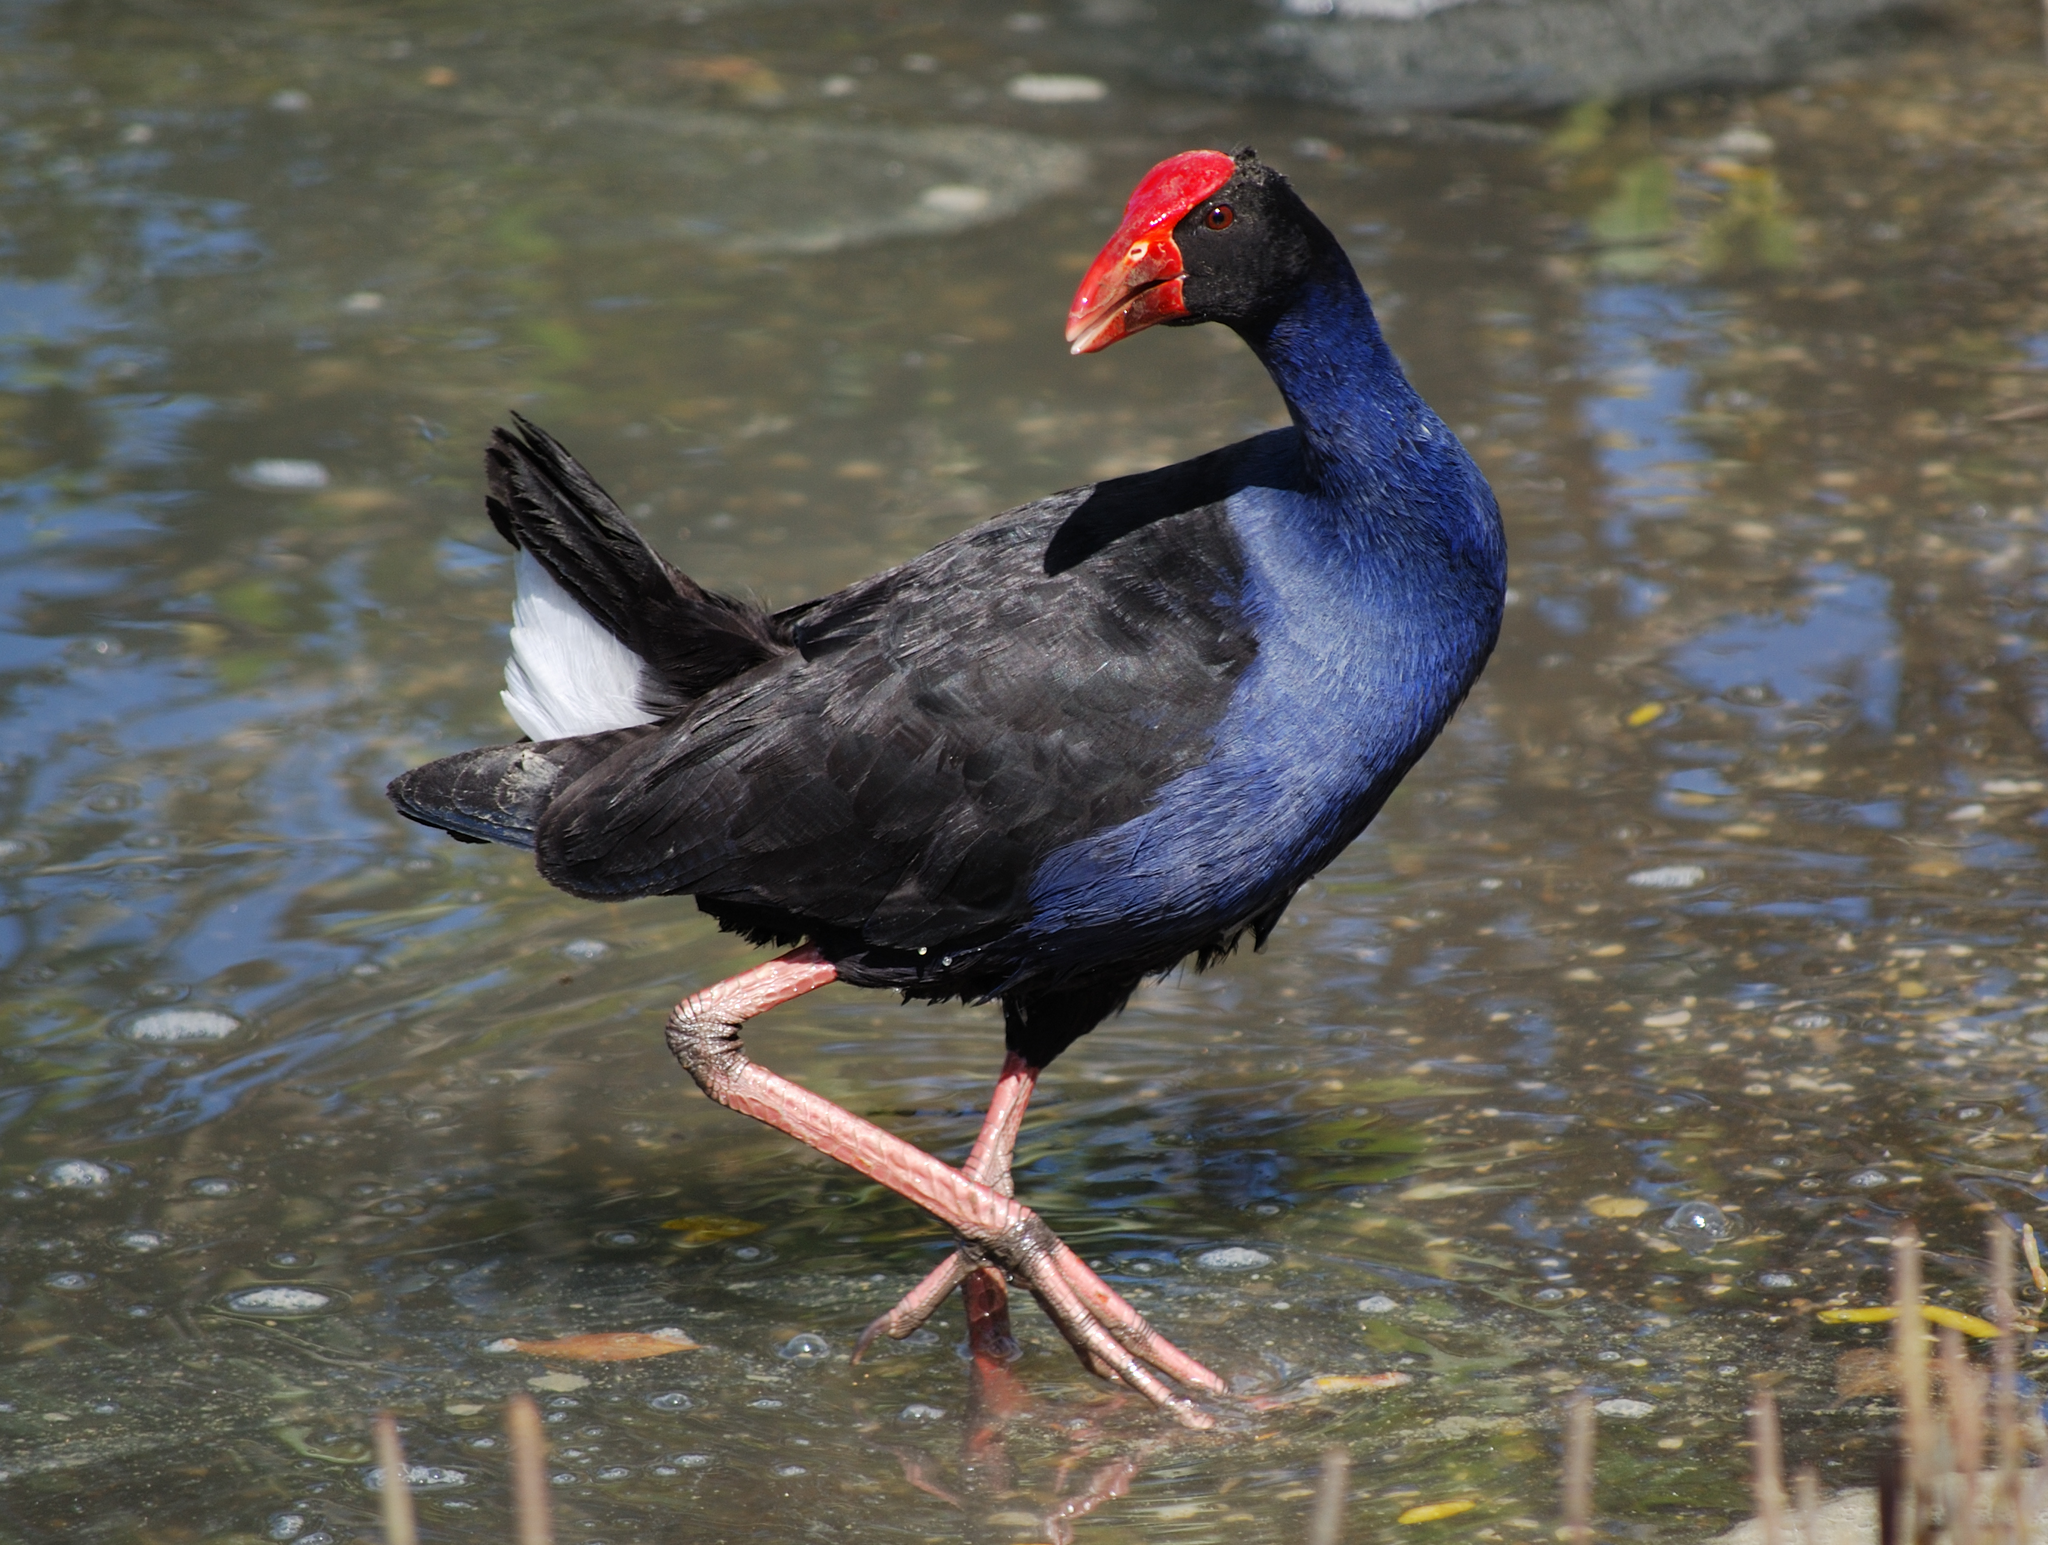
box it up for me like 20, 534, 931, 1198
664, 948, 1223, 1425
854, 1053, 1038, 1359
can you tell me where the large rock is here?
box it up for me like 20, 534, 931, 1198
1094, 0, 1929, 113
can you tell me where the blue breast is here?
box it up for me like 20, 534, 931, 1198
1018, 465, 1502, 967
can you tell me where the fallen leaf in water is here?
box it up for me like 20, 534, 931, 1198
1835, 1347, 1893, 1400
1816, 1304, 2004, 1339
1586, 1195, 1650, 1219
1311, 1372, 1414, 1393
661, 1214, 765, 1244
487, 1330, 699, 1362
1399, 1499, 1476, 1524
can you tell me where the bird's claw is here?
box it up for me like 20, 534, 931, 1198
856, 1220, 1224, 1430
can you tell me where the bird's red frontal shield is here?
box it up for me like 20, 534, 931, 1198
1065, 149, 1236, 355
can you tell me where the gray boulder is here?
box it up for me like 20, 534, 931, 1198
1087, 0, 1929, 113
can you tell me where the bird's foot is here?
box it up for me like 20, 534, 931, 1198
855, 1228, 1225, 1429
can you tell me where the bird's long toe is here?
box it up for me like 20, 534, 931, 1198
853, 1248, 975, 1361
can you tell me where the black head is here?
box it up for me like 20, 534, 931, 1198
1065, 147, 1342, 354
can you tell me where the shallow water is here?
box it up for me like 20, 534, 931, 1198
4, 2, 2048, 1541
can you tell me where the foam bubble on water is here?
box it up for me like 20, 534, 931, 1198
1627, 864, 1706, 889
561, 939, 609, 962
779, 1332, 831, 1363
234, 459, 330, 491
363, 1465, 468, 1492
45, 1271, 96, 1292
1356, 1294, 1399, 1313
1662, 1201, 1736, 1253
1006, 73, 1107, 103
1194, 1246, 1273, 1271
899, 1403, 946, 1422
123, 1008, 240, 1044
40, 1159, 113, 1189
223, 1285, 336, 1317
116, 1229, 168, 1251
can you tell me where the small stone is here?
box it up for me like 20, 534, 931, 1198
223, 1286, 335, 1317
234, 459, 330, 491
1195, 1246, 1273, 1271
1627, 865, 1705, 889
527, 1372, 590, 1394
122, 1008, 238, 1044
1356, 1294, 1399, 1313
1006, 73, 1107, 103
1596, 1398, 1656, 1419
918, 185, 991, 216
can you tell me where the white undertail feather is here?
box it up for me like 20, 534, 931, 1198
501, 550, 659, 741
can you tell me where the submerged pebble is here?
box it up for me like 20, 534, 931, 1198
121, 1008, 239, 1044
222, 1285, 337, 1317
235, 459, 329, 491
1194, 1246, 1273, 1271
1596, 1398, 1656, 1419
1627, 864, 1706, 888
1006, 73, 1107, 103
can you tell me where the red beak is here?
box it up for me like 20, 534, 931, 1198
1065, 150, 1236, 356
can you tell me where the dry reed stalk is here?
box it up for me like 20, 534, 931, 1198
1563, 1391, 1595, 1545
508, 1392, 554, 1545
1896, 1228, 1933, 1545
1751, 1386, 1787, 1545
371, 1413, 418, 1545
1943, 1324, 1985, 1545
1996, 1224, 2024, 1545
1307, 1448, 1350, 1545
1795, 1466, 1822, 1545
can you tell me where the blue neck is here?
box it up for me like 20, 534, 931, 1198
1237, 266, 1435, 502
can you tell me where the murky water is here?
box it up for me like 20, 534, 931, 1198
5, 2, 2048, 1540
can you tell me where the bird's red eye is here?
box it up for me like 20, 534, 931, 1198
1204, 204, 1234, 231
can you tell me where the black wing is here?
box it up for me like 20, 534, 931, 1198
531, 432, 1299, 976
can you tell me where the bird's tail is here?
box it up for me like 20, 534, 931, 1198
386, 726, 655, 850
486, 415, 790, 738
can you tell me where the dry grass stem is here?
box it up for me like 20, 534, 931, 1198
1896, 1228, 1932, 1545
1795, 1466, 1822, 1545
1995, 1224, 2024, 1545
1307, 1447, 1350, 1545
1563, 1390, 1595, 1545
509, 1392, 554, 1545
1752, 1386, 1787, 1545
371, 1413, 418, 1545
